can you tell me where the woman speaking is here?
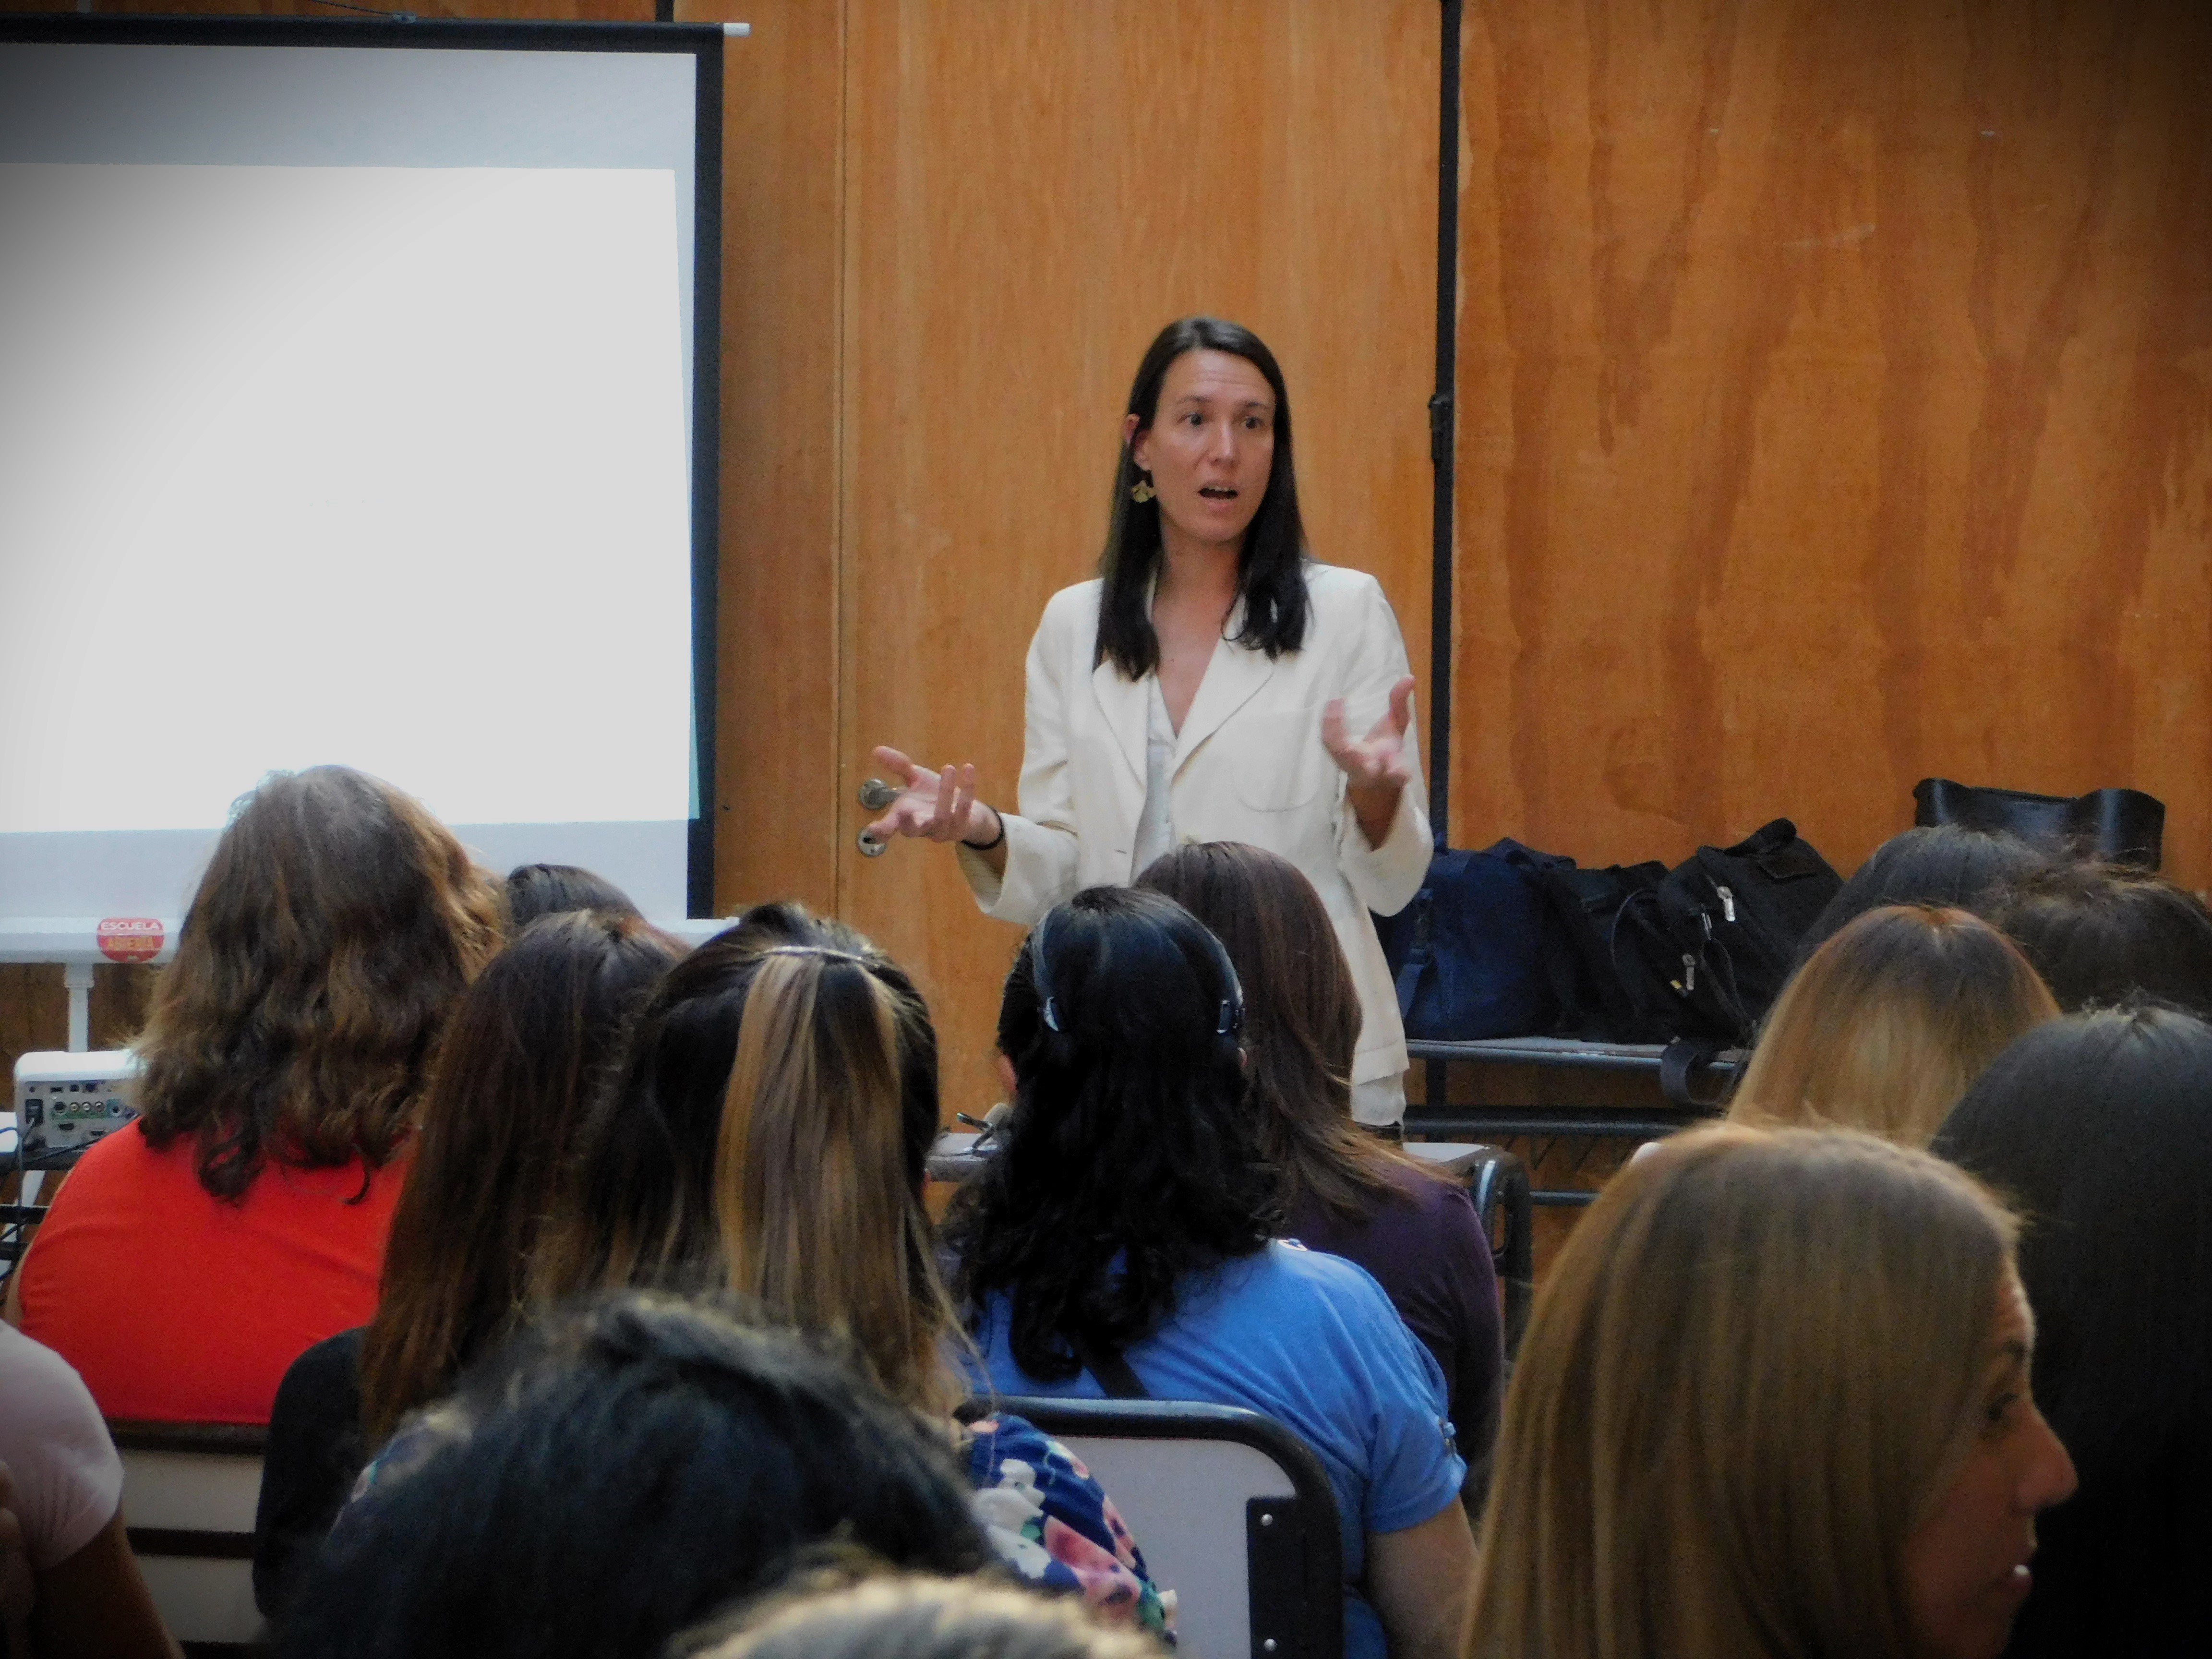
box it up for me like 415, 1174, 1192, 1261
867, 316, 1430, 1126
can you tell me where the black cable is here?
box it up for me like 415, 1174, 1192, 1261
1427, 0, 1464, 854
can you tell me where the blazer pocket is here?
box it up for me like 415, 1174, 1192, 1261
1232, 709, 1330, 812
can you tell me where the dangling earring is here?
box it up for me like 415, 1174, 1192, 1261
1130, 476, 1156, 504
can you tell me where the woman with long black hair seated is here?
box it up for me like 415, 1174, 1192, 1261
947, 886, 1475, 1659
1932, 1003, 2212, 1656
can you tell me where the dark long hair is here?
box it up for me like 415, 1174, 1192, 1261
529, 905, 950, 1408
1796, 826, 2050, 964
281, 1294, 990, 1659
1095, 317, 1309, 678
504, 863, 642, 932
1932, 1005, 2212, 1654
357, 910, 682, 1439
1136, 841, 1444, 1224
135, 766, 505, 1200
946, 887, 1275, 1382
1988, 861, 2212, 1017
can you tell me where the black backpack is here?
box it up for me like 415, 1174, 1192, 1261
1530, 859, 1679, 1042
1637, 819, 1842, 1044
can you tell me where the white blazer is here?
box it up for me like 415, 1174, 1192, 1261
958, 562, 1431, 1085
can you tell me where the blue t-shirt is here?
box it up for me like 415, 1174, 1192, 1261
968, 1239, 1465, 1659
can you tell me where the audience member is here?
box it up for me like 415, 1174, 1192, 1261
0, 1325, 177, 1659
1729, 904, 2056, 1145
948, 886, 1474, 1659
681, 1573, 1167, 1659
1136, 841, 1503, 1505
9, 766, 502, 1422
504, 861, 642, 930
1987, 860, 2212, 1016
1468, 1125, 2075, 1659
252, 909, 682, 1623
1933, 1004, 2212, 1656
277, 1293, 992, 1659
533, 903, 1173, 1635
1796, 826, 2049, 962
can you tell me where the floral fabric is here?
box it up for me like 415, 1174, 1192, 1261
964, 1413, 1176, 1642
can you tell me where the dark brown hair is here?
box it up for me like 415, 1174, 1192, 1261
1137, 841, 1441, 1222
358, 909, 683, 1439
1989, 861, 2212, 1017
135, 766, 504, 1201
1095, 316, 1309, 678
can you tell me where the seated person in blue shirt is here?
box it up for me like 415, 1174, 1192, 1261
946, 886, 1476, 1659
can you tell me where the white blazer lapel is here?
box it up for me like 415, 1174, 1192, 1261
1090, 658, 1150, 788
1174, 634, 1275, 771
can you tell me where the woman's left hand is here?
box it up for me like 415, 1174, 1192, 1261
1322, 675, 1417, 848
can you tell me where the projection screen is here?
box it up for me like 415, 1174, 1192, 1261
0, 17, 723, 956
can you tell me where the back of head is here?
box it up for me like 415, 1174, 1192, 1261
279, 1294, 990, 1659
683, 1573, 1167, 1659
1731, 904, 2058, 1146
1797, 827, 2050, 963
1137, 841, 1412, 1222
1987, 861, 2212, 1016
359, 910, 684, 1438
534, 904, 951, 1410
1934, 1004, 2212, 1477
1470, 1125, 2016, 1659
945, 886, 1273, 1382
503, 862, 642, 931
137, 765, 503, 1199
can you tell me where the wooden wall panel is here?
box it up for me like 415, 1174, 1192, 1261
689, 0, 847, 916
1455, 0, 2212, 890
835, 0, 1441, 1114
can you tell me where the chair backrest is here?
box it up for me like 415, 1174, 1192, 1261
1404, 1140, 1532, 1357
108, 1420, 268, 1654
983, 1396, 1343, 1659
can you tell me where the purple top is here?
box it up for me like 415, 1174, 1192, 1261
1286, 1161, 1503, 1500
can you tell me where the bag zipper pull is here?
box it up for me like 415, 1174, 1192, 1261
1676, 953, 1697, 994
1718, 885, 1737, 924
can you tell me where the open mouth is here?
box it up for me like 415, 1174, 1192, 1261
1198, 485, 1238, 500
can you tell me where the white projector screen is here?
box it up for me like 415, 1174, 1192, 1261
0, 21, 721, 934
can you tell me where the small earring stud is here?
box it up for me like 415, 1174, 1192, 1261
1130, 477, 1156, 504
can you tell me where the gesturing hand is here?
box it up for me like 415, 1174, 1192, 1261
866, 746, 999, 848
1321, 675, 1417, 793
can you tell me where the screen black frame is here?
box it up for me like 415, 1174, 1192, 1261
0, 13, 725, 916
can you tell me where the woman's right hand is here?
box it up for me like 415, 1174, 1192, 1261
866, 747, 1002, 849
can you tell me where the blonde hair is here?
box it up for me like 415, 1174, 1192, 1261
683, 1571, 1167, 1659
1730, 903, 2057, 1145
715, 949, 962, 1414
1468, 1125, 2019, 1659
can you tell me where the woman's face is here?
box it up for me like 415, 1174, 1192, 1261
1126, 349, 1275, 554
1901, 1268, 2077, 1659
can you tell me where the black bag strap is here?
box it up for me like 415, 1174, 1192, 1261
1072, 1333, 1149, 1400
1660, 1037, 1734, 1111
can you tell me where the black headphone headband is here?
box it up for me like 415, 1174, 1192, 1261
1031, 906, 1243, 1039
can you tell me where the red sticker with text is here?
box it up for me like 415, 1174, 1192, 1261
96, 917, 165, 962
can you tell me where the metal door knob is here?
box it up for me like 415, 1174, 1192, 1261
857, 830, 888, 858
858, 777, 901, 811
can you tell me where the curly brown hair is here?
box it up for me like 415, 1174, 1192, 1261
135, 766, 504, 1200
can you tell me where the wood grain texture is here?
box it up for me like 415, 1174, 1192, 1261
835, 0, 1442, 1113
686, 0, 847, 916
1455, 0, 2212, 889
0, 1, 654, 17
